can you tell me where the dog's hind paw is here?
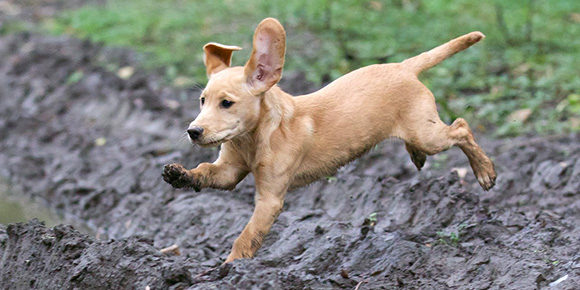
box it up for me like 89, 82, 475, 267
162, 163, 200, 191
477, 172, 496, 191
475, 161, 497, 191
405, 143, 426, 171
410, 151, 427, 171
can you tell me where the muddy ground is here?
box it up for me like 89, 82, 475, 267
0, 9, 580, 290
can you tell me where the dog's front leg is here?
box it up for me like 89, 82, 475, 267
163, 148, 248, 191
224, 171, 291, 263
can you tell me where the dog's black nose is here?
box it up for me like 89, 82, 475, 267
187, 127, 204, 140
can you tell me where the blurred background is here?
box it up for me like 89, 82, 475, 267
3, 0, 580, 137
44, 0, 580, 137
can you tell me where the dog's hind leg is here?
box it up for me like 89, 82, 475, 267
404, 116, 496, 190
446, 118, 496, 190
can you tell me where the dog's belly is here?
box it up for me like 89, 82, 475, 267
289, 139, 380, 190
287, 64, 420, 189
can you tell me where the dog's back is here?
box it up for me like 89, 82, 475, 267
289, 32, 488, 188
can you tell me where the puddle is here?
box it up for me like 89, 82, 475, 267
0, 177, 91, 234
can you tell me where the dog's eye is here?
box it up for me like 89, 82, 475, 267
221, 99, 234, 109
200, 97, 205, 106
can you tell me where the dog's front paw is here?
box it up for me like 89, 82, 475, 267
162, 163, 200, 191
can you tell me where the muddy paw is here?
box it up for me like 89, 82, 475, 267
405, 144, 426, 171
162, 163, 200, 191
476, 162, 497, 191
410, 151, 427, 171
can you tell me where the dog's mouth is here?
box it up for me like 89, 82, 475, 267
197, 139, 224, 148
191, 129, 237, 148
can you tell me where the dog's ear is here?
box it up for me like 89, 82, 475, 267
203, 42, 242, 78
244, 18, 286, 95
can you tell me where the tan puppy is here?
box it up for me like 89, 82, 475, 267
163, 18, 496, 263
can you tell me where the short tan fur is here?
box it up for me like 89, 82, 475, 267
163, 18, 496, 263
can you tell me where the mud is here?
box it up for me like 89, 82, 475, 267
0, 23, 579, 290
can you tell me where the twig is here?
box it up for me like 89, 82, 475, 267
160, 244, 180, 256
354, 279, 368, 290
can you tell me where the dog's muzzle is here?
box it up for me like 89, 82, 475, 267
187, 126, 204, 141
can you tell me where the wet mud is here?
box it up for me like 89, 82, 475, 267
0, 31, 579, 289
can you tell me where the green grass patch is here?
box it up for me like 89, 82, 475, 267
45, 0, 580, 136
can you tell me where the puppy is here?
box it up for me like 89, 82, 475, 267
163, 18, 496, 263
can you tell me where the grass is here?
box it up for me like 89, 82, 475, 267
436, 222, 469, 246
436, 231, 460, 246
44, 0, 580, 137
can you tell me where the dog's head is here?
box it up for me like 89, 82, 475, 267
187, 18, 286, 147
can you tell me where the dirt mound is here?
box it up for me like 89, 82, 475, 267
1, 220, 193, 289
1, 33, 579, 289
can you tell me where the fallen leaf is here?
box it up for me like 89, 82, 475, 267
95, 137, 107, 146
570, 117, 580, 129
506, 108, 532, 123
163, 99, 180, 110
117, 66, 135, 80
368, 1, 383, 10
340, 268, 349, 279
452, 167, 468, 179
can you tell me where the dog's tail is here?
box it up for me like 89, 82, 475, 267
401, 31, 485, 76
